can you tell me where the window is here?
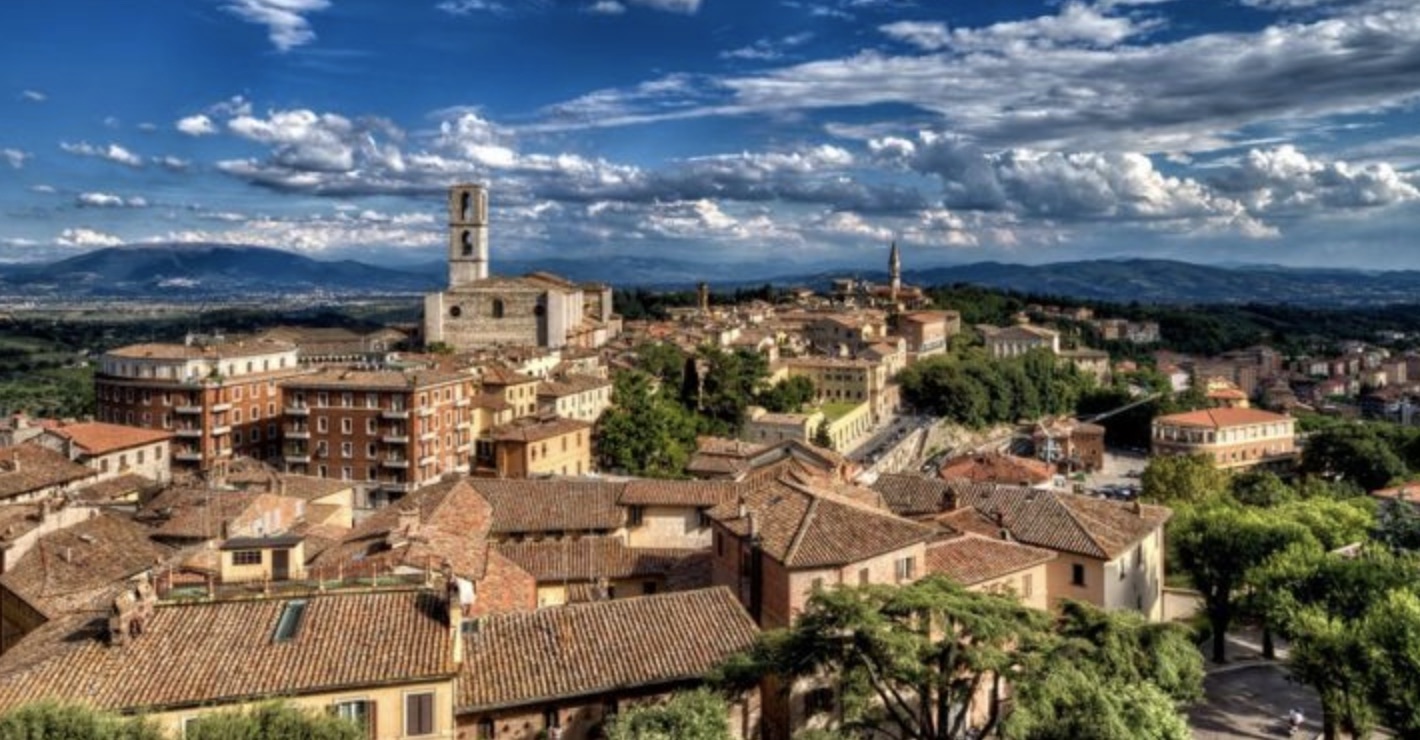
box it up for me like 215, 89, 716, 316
644, 580, 658, 595
342, 392, 353, 408
1135, 543, 1145, 570
894, 556, 916, 583
627, 506, 644, 526
332, 699, 374, 738
272, 599, 307, 642
341, 442, 353, 459
715, 530, 723, 557
405, 692, 435, 736
366, 418, 377, 435
1022, 573, 1034, 598
859, 567, 870, 586
317, 417, 328, 433
1072, 563, 1086, 587
476, 718, 494, 740
366, 392, 379, 409
541, 707, 559, 731
811, 577, 824, 592
232, 550, 262, 566
342, 418, 353, 434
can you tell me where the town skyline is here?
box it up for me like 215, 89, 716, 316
3, 0, 1419, 271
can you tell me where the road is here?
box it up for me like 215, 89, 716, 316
845, 414, 931, 464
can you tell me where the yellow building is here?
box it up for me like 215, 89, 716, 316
484, 417, 593, 478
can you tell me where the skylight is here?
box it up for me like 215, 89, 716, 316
272, 599, 308, 642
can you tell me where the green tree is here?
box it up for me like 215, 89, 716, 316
1003, 666, 1191, 740
697, 348, 769, 435
1171, 504, 1314, 662
604, 689, 732, 740
183, 701, 363, 739
812, 421, 834, 451
0, 701, 163, 739
1049, 600, 1204, 703
1301, 423, 1409, 491
1274, 497, 1375, 551
1363, 589, 1420, 736
596, 371, 699, 477
1229, 469, 1297, 508
758, 376, 816, 414
634, 341, 686, 387
717, 576, 1053, 739
1140, 454, 1229, 507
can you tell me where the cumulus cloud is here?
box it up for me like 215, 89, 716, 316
221, 0, 331, 52
60, 141, 143, 168
154, 155, 192, 172
56, 228, 125, 248
177, 114, 218, 136
77, 192, 150, 208
1, 149, 29, 169
156, 209, 441, 254
1212, 145, 1420, 212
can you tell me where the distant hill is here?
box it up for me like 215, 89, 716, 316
896, 259, 1420, 307
0, 244, 438, 297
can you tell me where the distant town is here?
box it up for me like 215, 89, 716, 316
0, 184, 1414, 740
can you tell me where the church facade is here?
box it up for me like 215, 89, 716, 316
423, 184, 618, 350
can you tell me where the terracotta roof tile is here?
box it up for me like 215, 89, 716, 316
926, 533, 1056, 586
489, 417, 592, 443
943, 482, 1171, 560
494, 539, 703, 583
457, 587, 757, 712
46, 423, 172, 455
0, 446, 95, 501
311, 479, 491, 580
939, 452, 1055, 486
72, 473, 159, 503
473, 480, 624, 536
0, 512, 173, 618
1154, 407, 1292, 429
0, 588, 454, 713
106, 339, 296, 360
870, 473, 956, 516
619, 480, 737, 507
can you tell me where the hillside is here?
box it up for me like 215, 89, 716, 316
0, 244, 438, 297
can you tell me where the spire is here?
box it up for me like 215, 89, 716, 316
889, 240, 901, 302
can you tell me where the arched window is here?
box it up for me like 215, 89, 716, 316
491, 299, 505, 319
460, 191, 473, 221
461, 230, 474, 256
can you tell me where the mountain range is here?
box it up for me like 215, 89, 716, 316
3, 244, 1420, 307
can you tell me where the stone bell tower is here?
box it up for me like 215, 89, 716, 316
448, 184, 489, 287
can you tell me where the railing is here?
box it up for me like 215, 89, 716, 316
381, 409, 410, 420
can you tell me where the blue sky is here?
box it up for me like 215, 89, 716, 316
3, 0, 1420, 271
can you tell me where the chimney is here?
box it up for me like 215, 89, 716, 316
1131, 499, 1143, 516
746, 511, 758, 542
442, 563, 467, 665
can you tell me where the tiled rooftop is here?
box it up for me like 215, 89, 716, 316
0, 445, 95, 501
45, 423, 172, 455
494, 539, 702, 582
0, 588, 454, 713
942, 482, 1171, 560
473, 480, 624, 535
457, 587, 756, 712
926, 533, 1056, 586
870, 473, 956, 517
312, 478, 491, 580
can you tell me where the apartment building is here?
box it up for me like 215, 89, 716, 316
785, 356, 893, 421
483, 416, 593, 478
280, 368, 477, 504
1151, 407, 1298, 471
895, 310, 960, 358
981, 323, 1061, 359
95, 338, 304, 475
35, 422, 173, 484
535, 374, 613, 423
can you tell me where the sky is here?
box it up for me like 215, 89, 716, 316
2, 0, 1420, 272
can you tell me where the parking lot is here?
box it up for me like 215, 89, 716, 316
1076, 448, 1149, 499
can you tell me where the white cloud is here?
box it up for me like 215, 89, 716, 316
177, 114, 218, 136
436, 0, 511, 14
155, 155, 192, 171
1, 149, 29, 169
1213, 145, 1420, 212
20, 90, 45, 103
156, 210, 442, 254
56, 228, 125, 248
587, 1, 625, 13
227, 109, 360, 171
221, 0, 331, 52
878, 21, 951, 51
721, 32, 814, 61
30, 185, 56, 194
627, 0, 701, 12
59, 141, 144, 168
77, 192, 150, 208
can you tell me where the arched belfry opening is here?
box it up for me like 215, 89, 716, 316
492, 298, 505, 319
460, 191, 474, 222
462, 230, 474, 256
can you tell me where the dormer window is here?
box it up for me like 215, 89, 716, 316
272, 599, 308, 642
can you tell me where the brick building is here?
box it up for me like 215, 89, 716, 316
483, 416, 593, 478
94, 338, 304, 475
280, 368, 477, 504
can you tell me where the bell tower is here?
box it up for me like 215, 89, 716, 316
888, 240, 901, 303
448, 184, 489, 287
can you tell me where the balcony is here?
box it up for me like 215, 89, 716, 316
211, 402, 232, 413
420, 431, 437, 442
174, 450, 203, 462
380, 481, 416, 494
175, 405, 202, 415
381, 409, 410, 420
417, 407, 435, 418
285, 405, 310, 416
215, 447, 234, 458
455, 397, 470, 408
418, 455, 436, 467
285, 428, 311, 440
175, 427, 203, 438
284, 454, 311, 464
382, 434, 410, 445
382, 457, 410, 469
211, 425, 232, 436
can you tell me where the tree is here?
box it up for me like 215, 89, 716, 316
1171, 504, 1314, 662
1252, 546, 1420, 739
717, 576, 1054, 739
1274, 497, 1375, 551
812, 421, 834, 451
1140, 454, 1229, 507
1301, 423, 1409, 491
1229, 469, 1297, 508
1363, 589, 1420, 736
183, 701, 364, 739
634, 341, 686, 387
596, 371, 699, 477
758, 376, 816, 414
697, 348, 769, 435
604, 689, 732, 740
0, 701, 163, 739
